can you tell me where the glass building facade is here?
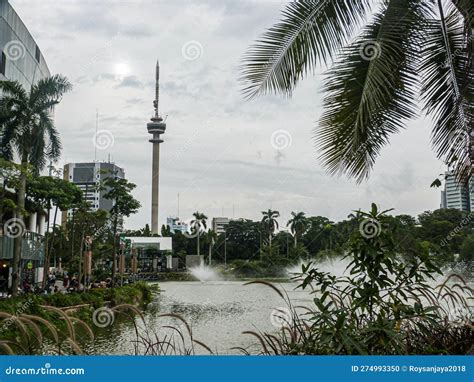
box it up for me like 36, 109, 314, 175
442, 172, 473, 212
0, 0, 50, 87
0, 0, 50, 290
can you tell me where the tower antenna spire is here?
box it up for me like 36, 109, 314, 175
154, 60, 160, 119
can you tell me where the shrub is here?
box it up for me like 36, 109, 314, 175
249, 204, 473, 355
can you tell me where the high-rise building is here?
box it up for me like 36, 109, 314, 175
62, 162, 125, 223
441, 172, 471, 212
440, 190, 447, 209
0, 0, 50, 87
212, 217, 230, 234
166, 217, 188, 234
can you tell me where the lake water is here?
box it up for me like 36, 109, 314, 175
90, 281, 312, 355
86, 260, 473, 355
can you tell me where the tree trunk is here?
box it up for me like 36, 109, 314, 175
294, 234, 297, 248
208, 241, 212, 266
42, 200, 52, 288
11, 163, 27, 297
49, 206, 59, 265
111, 216, 117, 287
42, 205, 59, 288
78, 226, 85, 287
197, 233, 200, 256
70, 210, 75, 268
0, 179, 6, 227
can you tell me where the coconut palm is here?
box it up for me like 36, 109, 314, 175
287, 211, 308, 248
0, 75, 72, 295
323, 222, 335, 250
261, 209, 280, 250
191, 211, 208, 256
241, 0, 473, 183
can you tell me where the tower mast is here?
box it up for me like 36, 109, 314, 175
147, 60, 166, 234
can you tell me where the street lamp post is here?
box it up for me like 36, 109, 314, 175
224, 230, 227, 267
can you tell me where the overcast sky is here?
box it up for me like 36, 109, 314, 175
10, 0, 446, 230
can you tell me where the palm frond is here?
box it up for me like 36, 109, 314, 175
40, 111, 62, 162
240, 0, 370, 98
0, 119, 20, 161
315, 0, 425, 182
30, 74, 72, 107
29, 123, 46, 173
420, 3, 473, 183
0, 81, 27, 101
0, 76, 70, 170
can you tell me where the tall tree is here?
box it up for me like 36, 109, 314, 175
191, 211, 207, 256
242, 0, 473, 183
101, 175, 141, 287
27, 175, 82, 286
0, 76, 71, 295
261, 209, 280, 250
63, 204, 109, 275
287, 211, 308, 248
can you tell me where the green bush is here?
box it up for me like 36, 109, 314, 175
255, 204, 473, 355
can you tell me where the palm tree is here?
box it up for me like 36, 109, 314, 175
191, 211, 207, 256
241, 0, 473, 183
323, 222, 335, 251
261, 209, 280, 250
287, 211, 308, 248
0, 75, 71, 295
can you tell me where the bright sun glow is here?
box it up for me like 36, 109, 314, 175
114, 62, 130, 77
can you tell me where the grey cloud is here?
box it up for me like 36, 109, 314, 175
116, 75, 145, 88
74, 73, 116, 85
50, 4, 153, 38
